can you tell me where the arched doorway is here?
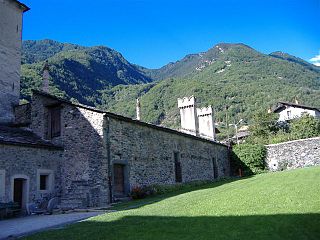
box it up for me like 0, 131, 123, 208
11, 175, 29, 209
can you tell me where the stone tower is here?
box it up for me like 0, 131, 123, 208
197, 106, 215, 140
0, 0, 29, 123
177, 96, 199, 136
178, 96, 216, 141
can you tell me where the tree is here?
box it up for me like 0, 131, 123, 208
290, 115, 320, 139
249, 111, 278, 137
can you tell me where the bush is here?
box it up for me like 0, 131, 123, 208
231, 144, 267, 176
130, 186, 147, 199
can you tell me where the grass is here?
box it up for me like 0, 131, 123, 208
25, 167, 320, 240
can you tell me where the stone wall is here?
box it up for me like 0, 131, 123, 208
0, 144, 62, 205
30, 93, 109, 208
0, 0, 25, 123
14, 103, 31, 125
107, 115, 230, 195
266, 137, 320, 171
26, 92, 230, 207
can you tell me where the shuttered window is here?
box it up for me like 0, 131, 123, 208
48, 106, 61, 138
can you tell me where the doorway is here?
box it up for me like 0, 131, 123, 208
12, 177, 28, 209
113, 164, 125, 197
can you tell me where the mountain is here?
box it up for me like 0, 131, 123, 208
269, 51, 320, 73
21, 40, 320, 133
21, 40, 153, 105
98, 43, 320, 128
142, 43, 255, 80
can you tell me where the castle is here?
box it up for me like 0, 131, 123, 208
0, 0, 230, 210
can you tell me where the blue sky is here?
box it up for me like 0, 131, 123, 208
22, 0, 320, 68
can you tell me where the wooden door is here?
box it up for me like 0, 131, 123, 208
14, 179, 23, 207
114, 164, 125, 196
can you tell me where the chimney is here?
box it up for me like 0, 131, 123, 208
42, 61, 50, 93
294, 97, 299, 104
267, 107, 272, 113
136, 98, 141, 120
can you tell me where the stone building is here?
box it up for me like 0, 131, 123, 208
0, 0, 29, 123
273, 101, 320, 122
0, 0, 231, 210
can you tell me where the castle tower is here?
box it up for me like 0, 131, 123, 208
177, 96, 199, 136
197, 106, 215, 140
0, 0, 29, 123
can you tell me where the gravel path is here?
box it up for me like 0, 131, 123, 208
0, 211, 105, 239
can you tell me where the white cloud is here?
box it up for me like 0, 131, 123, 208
310, 52, 320, 66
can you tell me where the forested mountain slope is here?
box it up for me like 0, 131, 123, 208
21, 40, 320, 128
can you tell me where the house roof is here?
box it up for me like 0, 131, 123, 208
11, 0, 30, 12
0, 125, 63, 150
32, 90, 227, 147
232, 131, 250, 140
273, 101, 320, 113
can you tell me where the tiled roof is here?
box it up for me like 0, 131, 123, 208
273, 102, 320, 113
0, 125, 63, 150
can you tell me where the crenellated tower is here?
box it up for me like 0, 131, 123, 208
197, 106, 215, 140
177, 96, 199, 136
178, 96, 216, 141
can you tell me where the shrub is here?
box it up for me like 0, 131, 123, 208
130, 186, 147, 199
231, 144, 267, 176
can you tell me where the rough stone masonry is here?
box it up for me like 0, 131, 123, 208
266, 137, 320, 171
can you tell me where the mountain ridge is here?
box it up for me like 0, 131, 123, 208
21, 40, 320, 132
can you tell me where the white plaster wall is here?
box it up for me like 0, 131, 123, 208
0, 0, 24, 123
278, 106, 319, 121
180, 107, 197, 133
198, 115, 215, 140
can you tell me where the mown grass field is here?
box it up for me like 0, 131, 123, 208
25, 167, 320, 240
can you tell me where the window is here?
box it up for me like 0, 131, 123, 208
287, 110, 291, 118
48, 106, 61, 138
37, 170, 54, 192
40, 175, 48, 190
174, 152, 182, 183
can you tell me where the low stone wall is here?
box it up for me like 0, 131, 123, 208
266, 137, 320, 171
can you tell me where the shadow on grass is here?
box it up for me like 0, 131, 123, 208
26, 213, 320, 240
111, 176, 251, 211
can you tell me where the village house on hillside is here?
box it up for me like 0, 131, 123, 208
273, 101, 320, 122
0, 0, 230, 213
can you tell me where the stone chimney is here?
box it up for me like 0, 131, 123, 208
136, 98, 141, 120
42, 61, 50, 93
177, 96, 199, 136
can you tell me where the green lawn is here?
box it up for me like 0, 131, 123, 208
25, 167, 320, 240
